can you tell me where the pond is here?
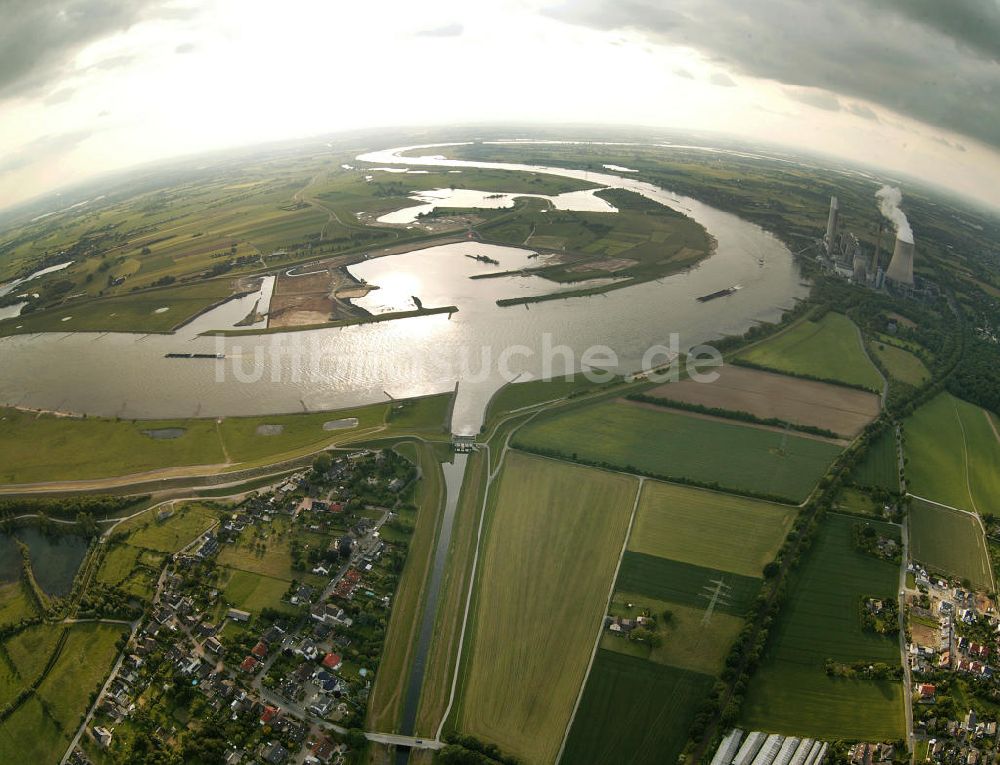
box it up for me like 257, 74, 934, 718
0, 527, 90, 597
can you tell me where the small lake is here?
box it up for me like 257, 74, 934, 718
0, 527, 90, 597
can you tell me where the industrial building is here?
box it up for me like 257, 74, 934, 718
816, 194, 917, 295
712, 730, 828, 765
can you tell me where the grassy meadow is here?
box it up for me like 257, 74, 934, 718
113, 502, 218, 553
456, 452, 637, 765
737, 312, 883, 391
740, 515, 904, 739
514, 400, 841, 502
908, 498, 992, 590
220, 568, 294, 614
629, 481, 797, 578
905, 393, 1000, 516
0, 622, 125, 763
870, 341, 930, 386
0, 580, 38, 627
0, 395, 453, 484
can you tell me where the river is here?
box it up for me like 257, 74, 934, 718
0, 143, 808, 435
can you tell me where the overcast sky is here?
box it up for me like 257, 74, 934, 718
3, 0, 1000, 211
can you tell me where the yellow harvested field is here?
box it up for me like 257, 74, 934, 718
648, 364, 880, 436
458, 452, 637, 765
629, 481, 797, 578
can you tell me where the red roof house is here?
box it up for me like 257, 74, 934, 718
239, 656, 260, 673
260, 705, 280, 725
322, 653, 342, 670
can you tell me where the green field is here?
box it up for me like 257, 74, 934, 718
456, 452, 637, 765
0, 622, 125, 763
4, 624, 65, 682
385, 395, 452, 433
741, 515, 904, 739
216, 401, 393, 463
114, 502, 218, 553
221, 567, 293, 614
0, 396, 438, 483
870, 341, 930, 386
562, 650, 714, 765
905, 393, 1000, 516
737, 313, 883, 391
617, 553, 761, 617
0, 580, 37, 627
0, 407, 224, 483
629, 481, 797, 578
514, 400, 842, 502
96, 543, 142, 586
851, 428, 899, 492
909, 499, 992, 590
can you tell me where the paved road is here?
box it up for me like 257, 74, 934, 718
366, 733, 444, 750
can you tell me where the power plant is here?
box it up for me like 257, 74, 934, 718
816, 189, 920, 296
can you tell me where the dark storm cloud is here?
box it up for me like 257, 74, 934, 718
546, 0, 1000, 149
415, 23, 464, 37
0, 130, 94, 175
0, 0, 193, 100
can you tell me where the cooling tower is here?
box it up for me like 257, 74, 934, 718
885, 236, 915, 287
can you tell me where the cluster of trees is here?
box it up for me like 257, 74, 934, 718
949, 335, 1000, 417
0, 494, 147, 521
438, 733, 521, 765
858, 596, 899, 636
852, 523, 901, 563
824, 659, 900, 679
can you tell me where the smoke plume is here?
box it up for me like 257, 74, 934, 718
875, 185, 913, 243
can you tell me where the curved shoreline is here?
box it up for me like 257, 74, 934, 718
0, 142, 806, 431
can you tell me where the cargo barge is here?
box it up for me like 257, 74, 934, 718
696, 284, 741, 302
164, 352, 225, 359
